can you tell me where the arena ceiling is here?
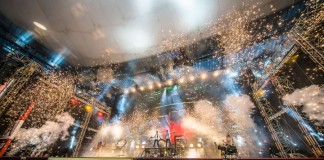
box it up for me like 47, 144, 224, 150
0, 0, 298, 67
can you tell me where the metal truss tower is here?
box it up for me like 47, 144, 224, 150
38, 78, 110, 157
252, 88, 293, 158
0, 51, 44, 116
271, 75, 323, 157
72, 110, 93, 157
251, 1, 324, 157
289, 0, 324, 70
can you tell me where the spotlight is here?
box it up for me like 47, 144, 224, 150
197, 142, 202, 148
124, 89, 129, 94
97, 112, 104, 117
148, 85, 153, 90
189, 144, 194, 148
136, 145, 140, 149
131, 87, 136, 93
178, 78, 185, 84
213, 70, 221, 77
70, 98, 79, 105
189, 75, 195, 81
139, 86, 145, 91
157, 83, 162, 88
200, 73, 207, 80
167, 80, 173, 86
85, 105, 93, 112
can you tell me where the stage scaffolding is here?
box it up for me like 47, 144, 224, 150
251, 0, 324, 157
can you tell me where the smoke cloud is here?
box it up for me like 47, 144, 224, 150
8, 112, 75, 156
283, 85, 324, 125
223, 94, 256, 128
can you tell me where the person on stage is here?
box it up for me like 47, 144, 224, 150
225, 134, 234, 146
152, 131, 160, 148
165, 130, 173, 147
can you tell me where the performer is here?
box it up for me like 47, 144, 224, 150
165, 130, 174, 147
152, 131, 160, 148
95, 141, 103, 156
225, 134, 234, 146
165, 130, 171, 147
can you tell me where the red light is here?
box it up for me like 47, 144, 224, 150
70, 98, 79, 105
98, 112, 104, 117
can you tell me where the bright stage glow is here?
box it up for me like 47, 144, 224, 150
187, 148, 198, 158
213, 70, 221, 77
85, 105, 93, 112
139, 86, 145, 91
124, 89, 129, 94
200, 73, 208, 80
178, 78, 185, 83
97, 112, 104, 118
148, 85, 153, 90
197, 143, 202, 148
131, 87, 136, 93
189, 75, 195, 81
157, 82, 162, 88
112, 124, 123, 139
167, 80, 173, 86
33, 21, 47, 30
189, 144, 194, 148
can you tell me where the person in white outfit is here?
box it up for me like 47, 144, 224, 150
165, 130, 173, 147
152, 131, 160, 148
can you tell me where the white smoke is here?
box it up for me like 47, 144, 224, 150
223, 94, 256, 128
283, 85, 324, 125
182, 100, 226, 145
8, 112, 75, 156
182, 97, 260, 157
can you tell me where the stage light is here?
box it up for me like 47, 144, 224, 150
189, 143, 194, 148
131, 87, 136, 93
157, 82, 162, 88
167, 80, 173, 86
85, 105, 93, 112
33, 21, 47, 30
148, 85, 153, 90
178, 78, 185, 83
97, 112, 104, 117
124, 89, 129, 94
136, 145, 140, 149
197, 143, 202, 148
200, 73, 207, 80
140, 86, 145, 91
213, 70, 221, 77
141, 145, 145, 148
70, 98, 79, 105
189, 75, 195, 81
